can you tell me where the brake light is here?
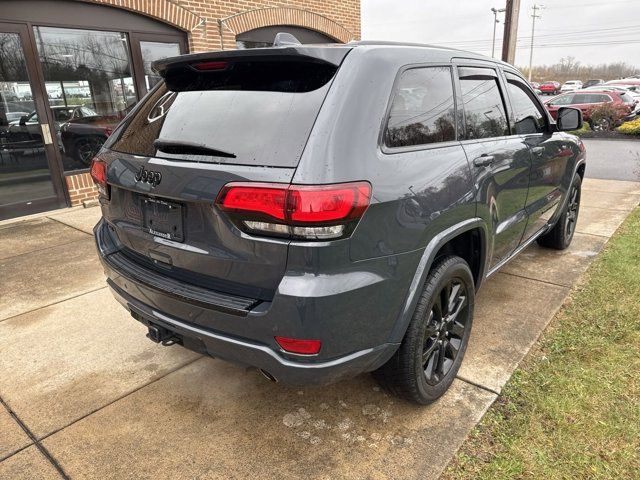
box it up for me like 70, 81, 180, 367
192, 61, 228, 71
275, 336, 321, 355
216, 182, 371, 240
90, 157, 108, 197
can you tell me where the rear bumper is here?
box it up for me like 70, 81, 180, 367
95, 219, 405, 385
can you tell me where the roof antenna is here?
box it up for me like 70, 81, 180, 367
273, 32, 302, 47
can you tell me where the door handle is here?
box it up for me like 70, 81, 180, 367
531, 146, 545, 156
473, 155, 495, 167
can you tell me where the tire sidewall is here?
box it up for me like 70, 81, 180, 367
409, 257, 475, 403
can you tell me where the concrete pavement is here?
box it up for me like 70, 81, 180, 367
581, 139, 639, 182
0, 178, 638, 479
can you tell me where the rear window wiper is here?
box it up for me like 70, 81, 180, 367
154, 139, 236, 158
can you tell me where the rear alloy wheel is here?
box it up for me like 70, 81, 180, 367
374, 256, 474, 404
590, 118, 612, 132
537, 173, 581, 250
74, 137, 104, 166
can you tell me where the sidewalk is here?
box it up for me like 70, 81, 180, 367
1, 178, 639, 480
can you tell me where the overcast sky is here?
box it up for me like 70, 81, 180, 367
361, 0, 640, 67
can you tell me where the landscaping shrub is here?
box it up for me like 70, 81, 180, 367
589, 103, 628, 131
617, 117, 640, 136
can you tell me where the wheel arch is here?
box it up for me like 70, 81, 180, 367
386, 218, 489, 345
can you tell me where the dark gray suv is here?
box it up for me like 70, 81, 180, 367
92, 41, 585, 404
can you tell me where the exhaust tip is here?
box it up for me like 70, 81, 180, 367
259, 369, 277, 382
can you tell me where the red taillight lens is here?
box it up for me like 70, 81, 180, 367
90, 158, 106, 185
192, 61, 228, 71
219, 184, 287, 221
275, 336, 321, 355
215, 182, 371, 240
289, 184, 370, 223
90, 158, 108, 197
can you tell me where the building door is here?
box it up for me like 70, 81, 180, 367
0, 22, 67, 220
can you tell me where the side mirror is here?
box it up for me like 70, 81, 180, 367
19, 115, 28, 126
556, 107, 582, 131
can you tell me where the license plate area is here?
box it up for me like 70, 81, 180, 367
142, 197, 184, 242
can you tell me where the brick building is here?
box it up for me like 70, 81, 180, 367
0, 0, 360, 220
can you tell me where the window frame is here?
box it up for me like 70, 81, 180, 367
502, 70, 551, 135
379, 63, 460, 155
454, 63, 512, 142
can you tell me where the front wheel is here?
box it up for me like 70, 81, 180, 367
589, 118, 612, 132
537, 174, 581, 250
74, 136, 105, 166
373, 256, 475, 404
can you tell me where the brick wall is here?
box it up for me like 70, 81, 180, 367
66, 172, 99, 207
67, 0, 360, 206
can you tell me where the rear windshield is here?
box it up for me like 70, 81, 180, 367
106, 61, 337, 167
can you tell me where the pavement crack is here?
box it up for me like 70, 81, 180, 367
498, 271, 572, 289
455, 375, 501, 396
0, 396, 70, 479
47, 216, 95, 236
0, 286, 108, 324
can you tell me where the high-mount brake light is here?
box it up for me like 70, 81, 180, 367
192, 61, 228, 71
90, 157, 109, 198
215, 182, 371, 241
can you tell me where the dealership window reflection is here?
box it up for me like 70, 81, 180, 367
33, 26, 136, 171
140, 41, 180, 92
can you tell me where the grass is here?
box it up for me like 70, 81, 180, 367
569, 122, 592, 136
444, 207, 640, 480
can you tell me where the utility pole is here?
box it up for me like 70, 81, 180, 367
501, 0, 521, 64
528, 4, 544, 82
491, 7, 506, 59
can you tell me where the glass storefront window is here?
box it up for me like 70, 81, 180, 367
0, 32, 56, 208
140, 41, 180, 91
33, 26, 136, 171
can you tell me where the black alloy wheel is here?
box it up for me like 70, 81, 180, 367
422, 278, 469, 385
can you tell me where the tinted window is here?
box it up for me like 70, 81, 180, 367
384, 66, 456, 148
459, 68, 509, 139
108, 61, 336, 167
505, 74, 546, 134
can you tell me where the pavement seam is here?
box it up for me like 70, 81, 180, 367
0, 396, 69, 480
455, 375, 500, 396
46, 215, 94, 236
35, 356, 204, 444
0, 237, 90, 263
0, 286, 108, 324
497, 271, 571, 290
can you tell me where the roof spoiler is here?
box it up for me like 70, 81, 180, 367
152, 44, 350, 78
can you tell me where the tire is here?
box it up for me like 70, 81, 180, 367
589, 118, 612, 132
373, 255, 475, 404
73, 136, 105, 166
537, 174, 581, 250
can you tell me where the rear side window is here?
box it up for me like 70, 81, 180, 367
384, 66, 456, 148
107, 60, 337, 167
458, 67, 509, 140
505, 73, 546, 134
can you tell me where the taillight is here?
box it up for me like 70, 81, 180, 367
216, 181, 371, 240
275, 336, 321, 355
90, 157, 109, 197
192, 61, 228, 71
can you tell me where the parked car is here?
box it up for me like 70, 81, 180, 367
92, 41, 586, 404
544, 90, 637, 130
539, 81, 561, 95
583, 79, 604, 88
560, 80, 583, 93
60, 112, 123, 166
530, 81, 541, 89
3, 105, 96, 155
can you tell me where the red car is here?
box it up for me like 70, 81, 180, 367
544, 90, 637, 130
539, 81, 561, 95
